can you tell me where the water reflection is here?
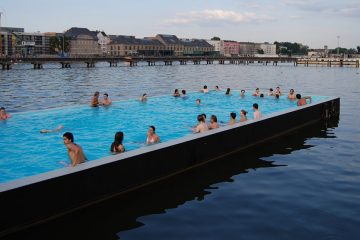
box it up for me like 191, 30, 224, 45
3, 118, 339, 240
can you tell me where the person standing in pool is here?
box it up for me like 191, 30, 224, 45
91, 91, 100, 107
209, 115, 219, 129
110, 131, 125, 153
173, 89, 180, 97
146, 126, 160, 144
228, 112, 237, 125
102, 93, 112, 106
63, 132, 87, 167
288, 89, 297, 100
240, 89, 246, 97
253, 103, 262, 120
0, 107, 11, 120
201, 85, 209, 93
194, 114, 208, 133
240, 110, 248, 122
225, 88, 231, 95
140, 93, 148, 102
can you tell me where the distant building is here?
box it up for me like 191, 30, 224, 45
153, 34, 184, 56
257, 43, 276, 55
64, 27, 102, 56
223, 41, 240, 56
206, 39, 224, 56
108, 35, 165, 56
0, 27, 50, 57
308, 45, 329, 58
181, 39, 214, 56
239, 42, 256, 56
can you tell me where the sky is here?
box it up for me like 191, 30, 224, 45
0, 0, 359, 49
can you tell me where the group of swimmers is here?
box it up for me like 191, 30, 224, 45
1, 86, 312, 167
193, 103, 262, 133
91, 91, 112, 107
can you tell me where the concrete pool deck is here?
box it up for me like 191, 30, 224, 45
0, 97, 340, 237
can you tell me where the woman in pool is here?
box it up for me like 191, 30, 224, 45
209, 115, 219, 129
91, 91, 100, 107
0, 107, 11, 120
225, 88, 231, 95
140, 93, 148, 102
240, 110, 248, 122
173, 89, 180, 97
228, 112, 237, 125
110, 131, 125, 153
146, 126, 160, 144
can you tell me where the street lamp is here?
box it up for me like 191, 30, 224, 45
337, 35, 340, 55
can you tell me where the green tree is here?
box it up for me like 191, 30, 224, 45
211, 36, 221, 41
357, 46, 360, 53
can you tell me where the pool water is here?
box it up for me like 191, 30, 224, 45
0, 91, 328, 183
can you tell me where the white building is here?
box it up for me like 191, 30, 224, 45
206, 40, 224, 56
258, 43, 277, 55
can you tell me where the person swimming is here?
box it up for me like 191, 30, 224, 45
110, 131, 125, 153
225, 88, 231, 95
288, 89, 296, 100
201, 85, 209, 93
173, 89, 180, 97
296, 94, 312, 106
40, 125, 64, 133
140, 93, 148, 102
240, 89, 246, 97
194, 114, 209, 133
146, 125, 160, 144
252, 88, 261, 97
253, 103, 262, 119
196, 98, 201, 105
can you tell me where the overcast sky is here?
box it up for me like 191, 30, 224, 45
1, 0, 359, 49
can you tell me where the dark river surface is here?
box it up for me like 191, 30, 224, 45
1, 62, 360, 240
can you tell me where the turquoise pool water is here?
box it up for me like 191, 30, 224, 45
0, 91, 328, 183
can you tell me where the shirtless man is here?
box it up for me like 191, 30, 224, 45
252, 88, 261, 97
275, 86, 282, 96
201, 85, 209, 93
288, 89, 297, 100
102, 93, 112, 105
91, 91, 100, 107
146, 126, 160, 144
253, 103, 262, 120
296, 94, 312, 106
63, 132, 87, 167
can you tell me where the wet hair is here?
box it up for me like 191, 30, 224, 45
149, 125, 156, 132
290, 89, 294, 92
63, 132, 74, 142
104, 93, 109, 97
230, 112, 236, 119
94, 91, 100, 96
197, 114, 204, 122
111, 131, 124, 152
260, 94, 264, 98
269, 88, 273, 91
142, 93, 147, 97
253, 103, 259, 109
240, 110, 247, 115
174, 89, 179, 93
215, 85, 219, 89
226, 88, 231, 95
203, 85, 208, 89
0, 107, 5, 111
241, 89, 245, 93
196, 98, 201, 103
201, 113, 206, 119
256, 88, 259, 91
296, 94, 302, 99
210, 115, 218, 122
182, 89, 186, 94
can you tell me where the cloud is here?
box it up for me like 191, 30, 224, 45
282, 0, 360, 17
165, 9, 275, 26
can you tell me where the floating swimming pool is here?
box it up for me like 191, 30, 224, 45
0, 91, 329, 183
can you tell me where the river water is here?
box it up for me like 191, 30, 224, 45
1, 62, 360, 240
